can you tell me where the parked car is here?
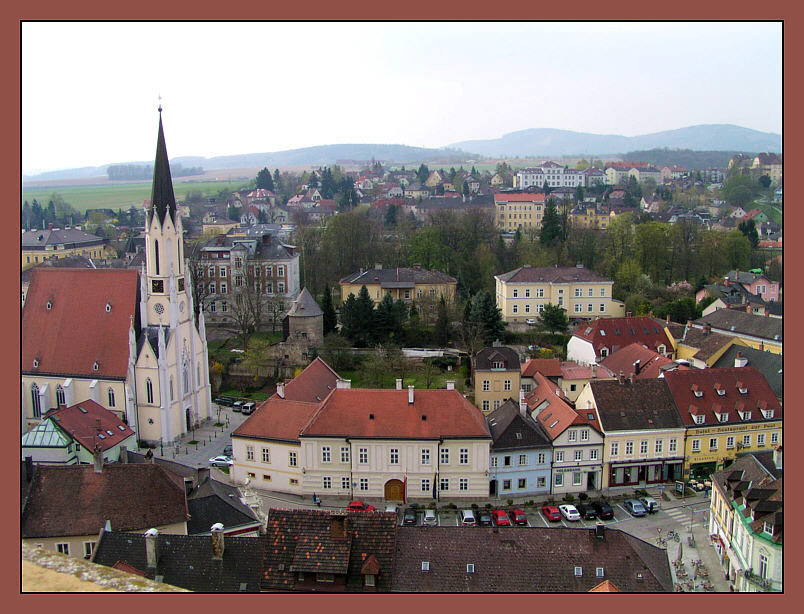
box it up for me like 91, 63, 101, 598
214, 396, 235, 407
508, 509, 528, 525
385, 504, 400, 515
591, 500, 614, 520
402, 508, 418, 525
624, 499, 647, 517
575, 503, 597, 520
346, 501, 376, 512
232, 401, 243, 412
559, 504, 581, 521
639, 496, 659, 513
422, 509, 438, 526
222, 444, 233, 457
478, 510, 493, 527
241, 402, 256, 415
208, 455, 233, 468
491, 510, 511, 526
525, 318, 537, 325
541, 504, 562, 522
460, 510, 477, 526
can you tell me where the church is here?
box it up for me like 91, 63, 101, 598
21, 108, 213, 445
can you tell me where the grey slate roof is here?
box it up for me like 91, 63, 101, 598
286, 287, 323, 318
590, 379, 683, 432
186, 476, 261, 536
475, 346, 520, 371
92, 530, 266, 592
486, 399, 551, 451
696, 309, 782, 342
22, 228, 106, 250
497, 265, 610, 284
340, 266, 456, 286
712, 345, 782, 398
392, 526, 673, 592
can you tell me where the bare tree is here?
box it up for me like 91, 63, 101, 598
185, 243, 212, 328
224, 267, 267, 350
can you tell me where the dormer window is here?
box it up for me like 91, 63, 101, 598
574, 566, 583, 577
738, 410, 752, 420
715, 383, 725, 396
46, 301, 53, 310
105, 303, 112, 312
761, 409, 774, 419
93, 362, 99, 371
657, 344, 666, 354
692, 385, 703, 398
33, 358, 39, 368
492, 361, 505, 369
694, 414, 705, 425
717, 413, 729, 423
737, 382, 748, 394
600, 330, 606, 336
763, 521, 774, 536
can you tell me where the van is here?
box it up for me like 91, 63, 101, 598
460, 509, 477, 526
241, 402, 256, 415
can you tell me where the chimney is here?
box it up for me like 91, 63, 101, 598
773, 446, 783, 469
759, 341, 764, 351
184, 477, 194, 496
330, 515, 347, 539
119, 445, 128, 463
666, 314, 670, 324
145, 528, 159, 570
25, 456, 33, 482
396, 378, 403, 390
408, 385, 414, 405
519, 389, 527, 416
337, 379, 352, 389
626, 311, 632, 318
276, 382, 285, 398
734, 351, 748, 368
446, 380, 455, 390
93, 445, 103, 473
591, 363, 597, 378
703, 323, 711, 336
595, 522, 605, 539
211, 523, 225, 559
633, 360, 641, 375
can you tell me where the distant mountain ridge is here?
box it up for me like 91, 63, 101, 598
449, 124, 782, 158
24, 124, 781, 181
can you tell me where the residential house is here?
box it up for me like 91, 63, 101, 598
520, 357, 562, 393
474, 346, 521, 413
558, 361, 616, 403
721, 269, 779, 303
195, 229, 300, 323
712, 347, 782, 400
22, 460, 189, 560
230, 357, 341, 495
392, 525, 673, 592
628, 166, 662, 185
696, 282, 771, 318
493, 192, 546, 232
693, 310, 782, 354
495, 264, 623, 324
663, 367, 782, 480
567, 315, 674, 365
752, 153, 782, 185
186, 475, 262, 537
578, 378, 686, 490
490, 173, 506, 187
660, 165, 689, 182
262, 508, 396, 592
600, 343, 682, 380
583, 167, 607, 186
514, 162, 585, 190
201, 217, 240, 236
424, 170, 444, 187
568, 204, 616, 229
298, 383, 492, 501
22, 227, 112, 270
666, 320, 748, 369
403, 182, 430, 199
527, 373, 604, 494
709, 449, 782, 592
91, 528, 265, 592
21, 400, 137, 465
700, 168, 726, 183
339, 264, 456, 305
486, 398, 552, 497
740, 208, 770, 224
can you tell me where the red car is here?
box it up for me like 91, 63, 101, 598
508, 508, 528, 525
491, 509, 511, 526
347, 501, 376, 512
541, 504, 562, 522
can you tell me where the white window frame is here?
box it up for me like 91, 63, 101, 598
321, 446, 331, 463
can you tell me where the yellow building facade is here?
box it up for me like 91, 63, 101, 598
494, 193, 546, 232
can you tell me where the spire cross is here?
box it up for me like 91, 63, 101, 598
158, 95, 163, 114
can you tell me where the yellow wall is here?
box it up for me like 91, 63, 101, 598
495, 278, 623, 323
339, 281, 456, 305
473, 370, 520, 414
22, 245, 107, 270
494, 201, 544, 231
683, 421, 782, 477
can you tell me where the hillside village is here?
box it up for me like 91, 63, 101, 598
21, 111, 782, 593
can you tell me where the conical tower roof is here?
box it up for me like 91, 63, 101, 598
150, 107, 177, 225
286, 287, 323, 317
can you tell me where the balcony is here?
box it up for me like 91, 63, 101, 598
743, 569, 776, 592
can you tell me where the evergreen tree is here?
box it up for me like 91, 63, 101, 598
321, 285, 337, 336
537, 303, 569, 335
256, 167, 275, 191
434, 296, 450, 346
416, 163, 430, 184
273, 169, 281, 191
540, 199, 562, 246
469, 291, 505, 346
339, 293, 360, 342
456, 272, 469, 302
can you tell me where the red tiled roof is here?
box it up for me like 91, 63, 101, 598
47, 400, 136, 453
22, 268, 139, 379
663, 367, 781, 427
600, 343, 676, 379
521, 358, 563, 378
282, 357, 340, 403
111, 560, 146, 576
560, 361, 615, 381
300, 389, 490, 440
233, 397, 320, 443
493, 192, 546, 203
573, 316, 673, 357
526, 373, 599, 439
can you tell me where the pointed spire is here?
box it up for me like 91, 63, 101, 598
150, 105, 177, 226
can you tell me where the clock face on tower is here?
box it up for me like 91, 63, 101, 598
152, 279, 164, 294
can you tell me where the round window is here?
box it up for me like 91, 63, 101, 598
154, 303, 165, 314
179, 302, 185, 313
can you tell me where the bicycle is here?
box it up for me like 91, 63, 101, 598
656, 537, 667, 547
667, 529, 680, 542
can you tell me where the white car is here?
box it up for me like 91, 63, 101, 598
559, 504, 581, 521
208, 455, 233, 467
422, 509, 438, 526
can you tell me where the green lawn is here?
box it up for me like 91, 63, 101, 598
755, 202, 782, 225
338, 366, 468, 391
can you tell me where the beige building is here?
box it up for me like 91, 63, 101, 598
22, 228, 112, 270
473, 346, 521, 414
495, 264, 624, 324
339, 264, 456, 305
493, 192, 547, 232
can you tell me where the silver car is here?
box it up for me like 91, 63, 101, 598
422, 509, 438, 526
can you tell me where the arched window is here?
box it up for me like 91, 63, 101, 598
56, 385, 65, 406
31, 383, 41, 418
169, 377, 174, 401
183, 362, 189, 394
146, 378, 154, 404
154, 239, 160, 275
197, 364, 201, 386
108, 387, 116, 407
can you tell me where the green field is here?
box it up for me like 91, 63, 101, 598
756, 202, 782, 225
22, 178, 252, 214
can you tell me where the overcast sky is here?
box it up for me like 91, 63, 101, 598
22, 21, 782, 174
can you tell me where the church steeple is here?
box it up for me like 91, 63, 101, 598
150, 105, 177, 225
